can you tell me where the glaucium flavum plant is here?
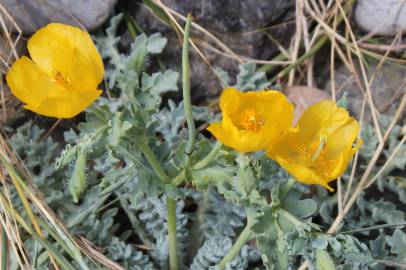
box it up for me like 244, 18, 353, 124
5, 13, 368, 270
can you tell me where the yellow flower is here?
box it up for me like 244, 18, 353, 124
267, 100, 362, 191
207, 88, 294, 153
6, 23, 104, 118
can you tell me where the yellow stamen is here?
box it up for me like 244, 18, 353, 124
311, 134, 327, 161
51, 70, 70, 85
239, 108, 265, 132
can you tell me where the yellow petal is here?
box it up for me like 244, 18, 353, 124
207, 115, 263, 153
324, 118, 360, 159
28, 23, 104, 88
25, 90, 101, 118
69, 47, 102, 92
210, 88, 294, 153
268, 100, 361, 192
6, 56, 51, 107
276, 156, 334, 191
296, 100, 348, 144
266, 127, 305, 163
329, 139, 363, 179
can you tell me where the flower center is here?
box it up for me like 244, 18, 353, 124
51, 70, 70, 85
239, 108, 265, 132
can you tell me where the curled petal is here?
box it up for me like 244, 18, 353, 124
25, 90, 102, 119
6, 56, 51, 107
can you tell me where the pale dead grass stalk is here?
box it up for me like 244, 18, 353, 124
343, 98, 366, 205
163, 5, 244, 64
0, 0, 404, 269
76, 236, 126, 270
0, 3, 22, 69
298, 0, 406, 269
152, 0, 220, 83
192, 38, 291, 65
0, 78, 7, 122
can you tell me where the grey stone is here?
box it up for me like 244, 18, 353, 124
325, 62, 406, 125
355, 0, 406, 36
133, 0, 295, 99
2, 0, 118, 34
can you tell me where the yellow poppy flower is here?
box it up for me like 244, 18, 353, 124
267, 100, 362, 191
6, 23, 104, 118
207, 88, 294, 153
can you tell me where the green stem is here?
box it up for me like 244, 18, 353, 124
278, 208, 303, 227
166, 197, 179, 270
193, 141, 222, 170
138, 139, 179, 269
1, 227, 7, 270
257, 52, 288, 73
280, 178, 296, 199
217, 218, 253, 270
270, 35, 328, 83
172, 172, 186, 186
139, 139, 170, 183
182, 14, 196, 167
172, 141, 223, 185
339, 222, 406, 235
262, 0, 355, 83
122, 10, 139, 38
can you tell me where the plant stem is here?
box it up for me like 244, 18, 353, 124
280, 178, 296, 199
166, 197, 179, 270
270, 35, 328, 83
138, 139, 179, 269
339, 222, 406, 235
262, 0, 355, 83
217, 218, 253, 270
278, 208, 303, 227
171, 141, 223, 185
193, 141, 222, 170
139, 139, 170, 183
182, 14, 196, 167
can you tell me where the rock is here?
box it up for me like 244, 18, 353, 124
355, 0, 406, 36
2, 0, 118, 34
133, 0, 295, 100
283, 85, 331, 124
325, 63, 406, 124
0, 34, 27, 122
0, 34, 27, 74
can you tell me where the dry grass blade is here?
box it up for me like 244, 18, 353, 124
0, 133, 96, 269
75, 236, 126, 270
297, 1, 406, 269
0, 3, 23, 67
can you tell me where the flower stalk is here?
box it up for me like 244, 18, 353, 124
138, 139, 178, 270
217, 216, 253, 270
166, 198, 179, 270
193, 141, 222, 170
182, 13, 195, 167
139, 138, 170, 183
